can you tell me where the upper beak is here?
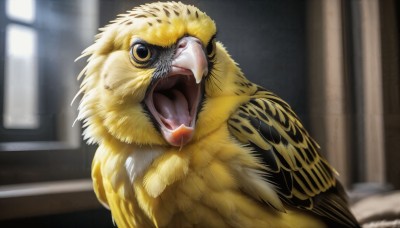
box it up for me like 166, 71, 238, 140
171, 36, 208, 84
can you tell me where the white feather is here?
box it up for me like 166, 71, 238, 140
125, 146, 164, 184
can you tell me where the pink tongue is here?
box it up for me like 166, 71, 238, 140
153, 90, 190, 129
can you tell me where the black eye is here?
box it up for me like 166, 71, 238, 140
206, 38, 216, 58
131, 43, 151, 64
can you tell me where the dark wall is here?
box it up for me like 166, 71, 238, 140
99, 0, 309, 124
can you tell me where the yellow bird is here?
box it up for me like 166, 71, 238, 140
76, 2, 359, 227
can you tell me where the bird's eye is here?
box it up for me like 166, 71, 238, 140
206, 38, 216, 58
131, 43, 152, 65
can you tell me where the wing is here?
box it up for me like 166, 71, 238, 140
228, 87, 359, 227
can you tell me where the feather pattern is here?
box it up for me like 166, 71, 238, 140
228, 87, 359, 227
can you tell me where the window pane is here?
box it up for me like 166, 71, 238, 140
6, 0, 36, 23
4, 24, 39, 129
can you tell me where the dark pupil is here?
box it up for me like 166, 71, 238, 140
136, 45, 149, 59
206, 41, 214, 55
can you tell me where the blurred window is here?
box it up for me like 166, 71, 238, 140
0, 0, 98, 187
4, 0, 38, 129
0, 0, 57, 142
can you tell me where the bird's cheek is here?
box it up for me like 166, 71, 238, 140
100, 51, 154, 100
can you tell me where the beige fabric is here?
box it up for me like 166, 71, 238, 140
352, 191, 400, 227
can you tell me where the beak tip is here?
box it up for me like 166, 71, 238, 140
194, 70, 207, 84
194, 76, 202, 84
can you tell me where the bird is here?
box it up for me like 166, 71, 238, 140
75, 1, 360, 227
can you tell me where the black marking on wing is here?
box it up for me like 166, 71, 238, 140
228, 87, 360, 227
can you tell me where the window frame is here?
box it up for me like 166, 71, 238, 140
0, 0, 57, 142
0, 0, 101, 220
0, 0, 98, 185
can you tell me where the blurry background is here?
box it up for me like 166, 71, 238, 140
0, 0, 398, 227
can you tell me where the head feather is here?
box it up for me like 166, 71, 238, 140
75, 1, 218, 145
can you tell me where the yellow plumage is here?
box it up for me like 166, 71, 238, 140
77, 2, 359, 227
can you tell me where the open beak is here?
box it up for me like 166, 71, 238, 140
145, 36, 208, 147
